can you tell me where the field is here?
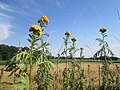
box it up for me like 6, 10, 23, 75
0, 15, 120, 90
0, 61, 120, 90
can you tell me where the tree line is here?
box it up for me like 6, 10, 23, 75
0, 44, 119, 61
0, 44, 29, 60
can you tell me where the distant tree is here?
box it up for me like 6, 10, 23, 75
2, 51, 10, 60
0, 54, 2, 60
9, 46, 19, 56
0, 44, 10, 60
22, 46, 29, 51
0, 44, 29, 60
0, 44, 45, 60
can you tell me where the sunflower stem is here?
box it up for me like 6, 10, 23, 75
29, 47, 33, 90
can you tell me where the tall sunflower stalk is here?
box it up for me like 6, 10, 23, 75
62, 31, 71, 68
94, 28, 114, 90
28, 16, 54, 90
34, 16, 54, 90
70, 37, 77, 59
80, 47, 84, 59
28, 24, 43, 89
3, 16, 54, 90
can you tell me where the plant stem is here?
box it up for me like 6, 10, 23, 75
98, 61, 100, 88
65, 37, 68, 68
66, 49, 68, 68
29, 48, 33, 90
13, 72, 16, 83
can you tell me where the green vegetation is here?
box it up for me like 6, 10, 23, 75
0, 44, 29, 60
50, 59, 120, 63
0, 59, 120, 65
0, 16, 120, 90
0, 60, 7, 65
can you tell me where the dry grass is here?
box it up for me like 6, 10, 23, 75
0, 62, 120, 90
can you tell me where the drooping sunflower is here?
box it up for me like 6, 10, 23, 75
80, 47, 84, 50
29, 24, 42, 36
65, 31, 71, 36
38, 16, 49, 25
71, 37, 77, 42
99, 28, 107, 33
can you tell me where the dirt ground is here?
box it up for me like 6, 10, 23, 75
0, 62, 120, 90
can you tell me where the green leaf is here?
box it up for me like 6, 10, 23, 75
29, 34, 33, 39
28, 39, 32, 43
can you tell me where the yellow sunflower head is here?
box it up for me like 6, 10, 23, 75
65, 31, 71, 36
30, 45, 36, 49
108, 61, 112, 65
99, 28, 107, 33
0, 67, 6, 73
88, 64, 91, 68
71, 37, 77, 42
29, 24, 42, 36
38, 15, 49, 25
21, 72, 27, 76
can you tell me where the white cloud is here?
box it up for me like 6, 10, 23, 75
0, 23, 13, 41
0, 12, 12, 19
0, 2, 13, 20
56, 0, 65, 8
0, 2, 14, 41
1, 1, 43, 20
0, 2, 15, 12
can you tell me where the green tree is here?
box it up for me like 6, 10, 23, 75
0, 54, 2, 60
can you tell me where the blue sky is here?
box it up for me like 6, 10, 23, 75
0, 0, 120, 57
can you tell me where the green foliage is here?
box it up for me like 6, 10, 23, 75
80, 48, 84, 59
62, 60, 86, 90
33, 34, 54, 90
0, 75, 30, 90
1, 17, 120, 90
0, 44, 29, 60
1, 16, 54, 90
0, 60, 7, 65
28, 16, 54, 90
93, 29, 119, 90
34, 59, 54, 90
0, 54, 2, 60
11, 75, 30, 90
94, 32, 114, 58
61, 35, 71, 57
68, 42, 79, 59
5, 51, 29, 76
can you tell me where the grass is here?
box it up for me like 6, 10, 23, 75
50, 59, 120, 63
0, 59, 120, 65
0, 60, 7, 65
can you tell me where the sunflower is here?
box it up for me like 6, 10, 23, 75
0, 67, 6, 71
99, 28, 107, 33
21, 72, 27, 76
30, 45, 36, 49
65, 31, 71, 36
88, 64, 91, 68
29, 24, 42, 36
80, 47, 84, 50
108, 61, 112, 64
38, 16, 49, 25
71, 37, 77, 42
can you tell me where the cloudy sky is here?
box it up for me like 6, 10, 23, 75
0, 0, 120, 57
